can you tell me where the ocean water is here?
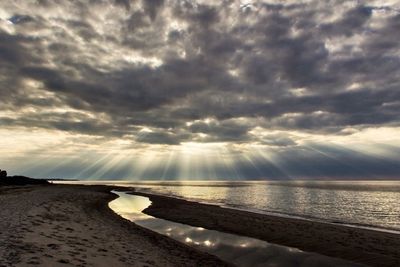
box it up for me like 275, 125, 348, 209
61, 180, 400, 231
109, 192, 362, 267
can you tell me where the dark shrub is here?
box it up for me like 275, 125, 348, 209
0, 170, 7, 178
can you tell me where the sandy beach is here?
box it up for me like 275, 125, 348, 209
134, 191, 400, 267
1, 183, 399, 267
0, 184, 229, 267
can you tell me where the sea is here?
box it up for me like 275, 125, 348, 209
109, 191, 363, 267
60, 180, 400, 232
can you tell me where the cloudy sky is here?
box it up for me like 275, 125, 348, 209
1, 0, 400, 180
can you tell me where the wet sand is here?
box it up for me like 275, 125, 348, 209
0, 185, 230, 267
133, 191, 400, 267
2, 183, 399, 267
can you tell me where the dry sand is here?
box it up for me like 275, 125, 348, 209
134, 191, 400, 267
0, 185, 230, 267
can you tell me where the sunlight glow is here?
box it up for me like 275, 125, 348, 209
1, 125, 400, 179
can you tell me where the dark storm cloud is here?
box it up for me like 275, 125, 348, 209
8, 14, 34, 25
143, 0, 165, 20
0, 31, 38, 67
188, 119, 251, 142
1, 0, 400, 144
115, 0, 132, 11
135, 131, 187, 145
0, 110, 124, 137
319, 6, 373, 37
0, 30, 44, 108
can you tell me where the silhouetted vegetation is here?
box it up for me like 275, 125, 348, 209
0, 169, 49, 186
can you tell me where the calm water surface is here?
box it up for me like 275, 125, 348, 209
61, 180, 400, 231
109, 191, 361, 267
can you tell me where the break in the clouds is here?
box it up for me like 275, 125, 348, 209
0, 0, 400, 180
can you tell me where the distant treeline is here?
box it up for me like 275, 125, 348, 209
0, 169, 50, 186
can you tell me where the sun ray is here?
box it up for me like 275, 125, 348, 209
254, 147, 294, 180
303, 143, 375, 179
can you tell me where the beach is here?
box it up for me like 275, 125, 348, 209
1, 183, 399, 267
0, 184, 229, 267
133, 191, 400, 267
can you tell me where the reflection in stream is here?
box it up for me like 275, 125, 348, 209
109, 191, 362, 267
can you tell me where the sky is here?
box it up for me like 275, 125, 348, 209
1, 0, 400, 180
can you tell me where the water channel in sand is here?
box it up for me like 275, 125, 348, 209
109, 191, 362, 267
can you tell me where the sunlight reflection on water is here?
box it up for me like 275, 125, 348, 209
109, 191, 362, 267
132, 181, 400, 231
60, 180, 400, 231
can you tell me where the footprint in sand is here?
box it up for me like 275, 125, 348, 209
58, 259, 70, 264
47, 243, 60, 250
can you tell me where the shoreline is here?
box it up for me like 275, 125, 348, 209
220, 204, 400, 235
56, 180, 400, 233
130, 189, 400, 235
131, 191, 400, 267
0, 184, 230, 266
2, 183, 399, 267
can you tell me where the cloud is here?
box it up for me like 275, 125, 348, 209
260, 134, 297, 147
8, 14, 34, 25
135, 130, 186, 145
0, 0, 400, 179
1, 1, 399, 142
187, 119, 251, 142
